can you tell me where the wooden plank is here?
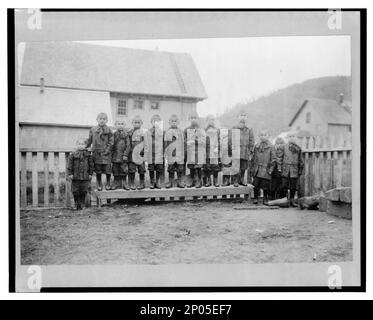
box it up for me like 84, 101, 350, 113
333, 151, 342, 188
315, 152, 321, 193
327, 200, 352, 220
341, 150, 351, 187
43, 152, 49, 207
304, 152, 309, 196
31, 152, 38, 207
20, 152, 27, 208
53, 152, 60, 206
65, 152, 72, 208
326, 151, 333, 191
325, 188, 340, 201
339, 187, 352, 203
95, 185, 254, 200
309, 153, 315, 195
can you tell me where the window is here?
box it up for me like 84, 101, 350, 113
117, 99, 127, 116
150, 101, 160, 110
306, 112, 311, 124
134, 99, 144, 110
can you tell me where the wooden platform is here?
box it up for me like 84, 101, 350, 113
94, 185, 254, 207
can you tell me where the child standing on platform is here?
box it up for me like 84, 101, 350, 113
86, 112, 114, 191
111, 120, 130, 190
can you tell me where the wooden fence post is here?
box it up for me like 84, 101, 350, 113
20, 152, 27, 208
65, 152, 72, 208
31, 152, 38, 207
54, 152, 60, 206
43, 152, 49, 207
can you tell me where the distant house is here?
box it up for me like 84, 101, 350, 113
18, 42, 207, 152
288, 94, 352, 140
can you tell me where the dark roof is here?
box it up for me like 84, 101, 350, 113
289, 98, 352, 127
20, 42, 208, 100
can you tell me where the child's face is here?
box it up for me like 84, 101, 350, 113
169, 118, 178, 128
76, 141, 86, 150
152, 120, 161, 128
259, 132, 269, 142
97, 115, 108, 126
132, 119, 142, 129
238, 114, 247, 124
288, 134, 296, 143
115, 122, 125, 131
275, 138, 284, 146
207, 117, 215, 127
190, 116, 198, 126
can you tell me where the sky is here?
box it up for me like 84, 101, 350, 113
84, 36, 350, 117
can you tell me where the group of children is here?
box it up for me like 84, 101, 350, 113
67, 111, 304, 210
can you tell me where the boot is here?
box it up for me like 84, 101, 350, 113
105, 174, 111, 190
222, 175, 230, 187
263, 191, 269, 205
80, 192, 87, 209
96, 174, 103, 191
253, 189, 259, 205
289, 189, 297, 207
166, 175, 174, 188
239, 170, 247, 186
155, 172, 162, 189
111, 176, 120, 190
122, 176, 130, 190
74, 194, 82, 210
187, 169, 195, 188
204, 174, 211, 187
176, 175, 185, 188
138, 174, 145, 190
149, 172, 155, 189
129, 173, 136, 190
213, 172, 220, 187
233, 174, 239, 187
195, 169, 202, 188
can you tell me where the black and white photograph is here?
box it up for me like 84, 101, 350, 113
9, 8, 366, 293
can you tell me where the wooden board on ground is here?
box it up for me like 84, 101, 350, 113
94, 185, 253, 207
327, 200, 352, 220
339, 187, 352, 203
325, 188, 340, 201
233, 205, 280, 210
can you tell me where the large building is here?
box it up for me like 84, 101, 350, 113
18, 42, 208, 152
288, 94, 352, 140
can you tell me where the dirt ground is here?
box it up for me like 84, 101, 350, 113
21, 199, 352, 265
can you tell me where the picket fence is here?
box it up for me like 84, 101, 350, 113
18, 134, 352, 209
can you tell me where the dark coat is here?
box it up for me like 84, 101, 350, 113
231, 124, 255, 160
164, 127, 184, 164
278, 142, 304, 178
67, 150, 94, 180
112, 129, 131, 163
128, 128, 145, 163
251, 140, 276, 180
205, 125, 221, 165
184, 124, 206, 167
145, 127, 164, 164
86, 125, 114, 165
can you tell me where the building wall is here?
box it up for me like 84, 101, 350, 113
110, 93, 197, 130
19, 125, 90, 152
18, 85, 113, 126
290, 103, 328, 137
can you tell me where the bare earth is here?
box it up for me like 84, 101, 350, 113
21, 200, 352, 265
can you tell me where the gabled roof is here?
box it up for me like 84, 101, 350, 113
20, 42, 208, 101
289, 98, 352, 127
